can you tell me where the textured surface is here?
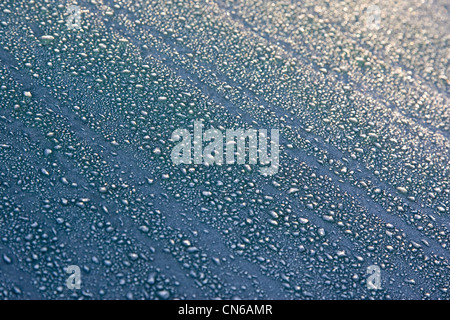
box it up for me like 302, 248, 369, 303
0, 0, 448, 299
